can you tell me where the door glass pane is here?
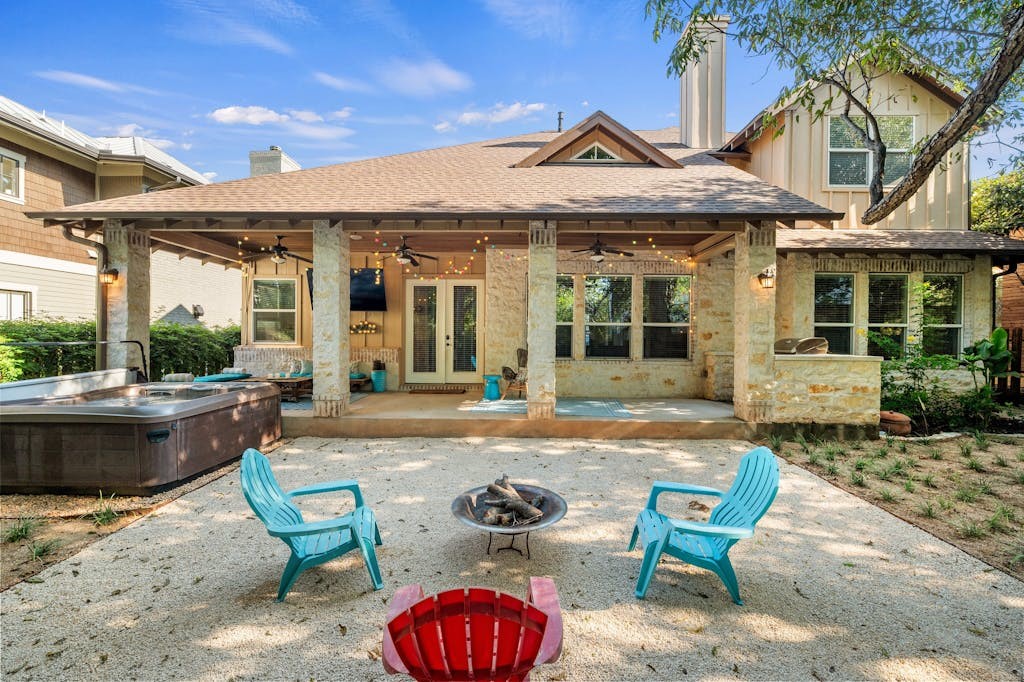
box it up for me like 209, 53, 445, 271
451, 285, 477, 373
412, 286, 437, 373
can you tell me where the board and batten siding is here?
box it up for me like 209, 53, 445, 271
735, 71, 968, 231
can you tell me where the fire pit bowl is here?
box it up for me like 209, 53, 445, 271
452, 483, 567, 559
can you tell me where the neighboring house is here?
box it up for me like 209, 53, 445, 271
0, 95, 241, 327
996, 229, 1024, 329
26, 19, 1024, 429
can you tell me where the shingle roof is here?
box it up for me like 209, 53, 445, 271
27, 127, 842, 222
0, 96, 208, 186
778, 229, 1024, 261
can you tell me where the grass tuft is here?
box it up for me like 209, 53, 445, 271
956, 520, 985, 539
954, 486, 979, 503
929, 448, 943, 460
768, 433, 785, 452
28, 538, 61, 561
879, 488, 898, 502
919, 502, 936, 518
825, 462, 840, 476
964, 456, 985, 472
972, 432, 990, 452
922, 473, 938, 488
854, 457, 870, 471
959, 442, 973, 458
903, 479, 916, 493
850, 471, 866, 487
3, 517, 40, 544
90, 491, 121, 527
993, 454, 1008, 467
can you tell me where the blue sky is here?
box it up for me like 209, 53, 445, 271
5, 0, 1008, 182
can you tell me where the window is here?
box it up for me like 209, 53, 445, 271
1, 147, 26, 204
828, 116, 913, 186
867, 275, 908, 358
643, 276, 690, 359
584, 276, 631, 358
252, 278, 297, 343
0, 289, 31, 320
922, 275, 963, 357
572, 143, 620, 162
555, 275, 574, 358
813, 274, 854, 354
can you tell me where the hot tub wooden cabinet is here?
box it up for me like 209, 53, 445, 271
1, 383, 281, 495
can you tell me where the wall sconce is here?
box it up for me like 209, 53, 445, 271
192, 304, 205, 319
99, 268, 119, 284
757, 264, 776, 289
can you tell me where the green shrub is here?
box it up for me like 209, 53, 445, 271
0, 320, 241, 382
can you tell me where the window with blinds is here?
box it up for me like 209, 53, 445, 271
252, 279, 297, 343
451, 285, 477, 372
556, 275, 573, 358
829, 115, 914, 186
867, 274, 908, 358
642, 276, 690, 359
922, 274, 963, 357
813, 274, 854, 354
584, 275, 631, 358
411, 285, 437, 373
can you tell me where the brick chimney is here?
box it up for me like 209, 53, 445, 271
679, 16, 729, 149
249, 145, 301, 177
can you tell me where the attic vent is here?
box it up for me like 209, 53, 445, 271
572, 144, 620, 162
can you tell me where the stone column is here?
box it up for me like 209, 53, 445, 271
733, 221, 777, 423
526, 220, 557, 419
104, 220, 151, 374
312, 220, 350, 417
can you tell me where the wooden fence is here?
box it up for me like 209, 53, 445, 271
996, 327, 1023, 403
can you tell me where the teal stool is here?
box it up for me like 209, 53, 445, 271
482, 374, 501, 400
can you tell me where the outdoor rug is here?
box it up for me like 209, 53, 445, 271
469, 398, 632, 418
280, 391, 368, 411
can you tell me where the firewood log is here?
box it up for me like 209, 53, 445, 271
485, 475, 542, 521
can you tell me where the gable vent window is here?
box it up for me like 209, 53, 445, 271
828, 115, 913, 187
572, 144, 620, 162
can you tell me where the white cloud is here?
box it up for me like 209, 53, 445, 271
207, 105, 354, 140
169, 0, 295, 54
181, 142, 194, 151
376, 58, 471, 97
209, 105, 291, 125
34, 70, 162, 95
433, 121, 455, 133
482, 0, 575, 44
288, 109, 323, 123
328, 107, 355, 120
253, 0, 313, 22
115, 123, 145, 136
356, 114, 424, 125
453, 101, 546, 128
202, 171, 218, 180
580, 100, 589, 107
313, 71, 373, 93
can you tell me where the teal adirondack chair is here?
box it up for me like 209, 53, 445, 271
629, 446, 779, 605
240, 448, 384, 601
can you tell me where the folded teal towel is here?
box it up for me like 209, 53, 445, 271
350, 372, 366, 380
195, 372, 251, 382
288, 371, 313, 378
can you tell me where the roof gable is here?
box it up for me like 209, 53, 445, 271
514, 111, 683, 168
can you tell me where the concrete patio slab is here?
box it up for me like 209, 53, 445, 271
1, 437, 1020, 681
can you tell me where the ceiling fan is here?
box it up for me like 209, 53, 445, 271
381, 236, 438, 267
573, 236, 634, 262
243, 235, 312, 265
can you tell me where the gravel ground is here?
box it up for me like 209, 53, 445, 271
2, 437, 1021, 681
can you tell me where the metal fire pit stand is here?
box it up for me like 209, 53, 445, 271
452, 483, 567, 560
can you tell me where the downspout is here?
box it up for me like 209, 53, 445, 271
61, 224, 109, 370
992, 261, 1018, 330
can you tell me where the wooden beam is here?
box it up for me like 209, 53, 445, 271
205, 218, 221, 229
150, 231, 242, 263
692, 234, 736, 262
163, 218, 181, 228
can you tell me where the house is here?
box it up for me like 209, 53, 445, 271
996, 230, 1024, 329
0, 95, 241, 327
23, 19, 1024, 430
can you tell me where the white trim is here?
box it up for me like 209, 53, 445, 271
0, 146, 26, 205
571, 142, 623, 163
251, 276, 299, 345
0, 250, 96, 276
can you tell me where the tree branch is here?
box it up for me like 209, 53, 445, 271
862, 4, 1024, 224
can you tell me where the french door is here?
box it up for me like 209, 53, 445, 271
404, 279, 483, 384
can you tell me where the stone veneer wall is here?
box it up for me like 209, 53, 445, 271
485, 249, 527, 374
773, 355, 881, 425
234, 345, 401, 390
703, 351, 734, 400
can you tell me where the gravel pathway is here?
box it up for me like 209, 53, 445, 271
2, 437, 1021, 681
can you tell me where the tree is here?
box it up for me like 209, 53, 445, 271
648, 0, 1024, 225
971, 169, 1024, 235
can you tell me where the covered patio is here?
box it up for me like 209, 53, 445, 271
29, 113, 882, 433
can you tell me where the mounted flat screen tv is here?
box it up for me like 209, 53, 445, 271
305, 268, 387, 311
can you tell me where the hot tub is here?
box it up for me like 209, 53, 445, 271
1, 382, 281, 495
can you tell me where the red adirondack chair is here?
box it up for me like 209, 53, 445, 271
382, 578, 563, 682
